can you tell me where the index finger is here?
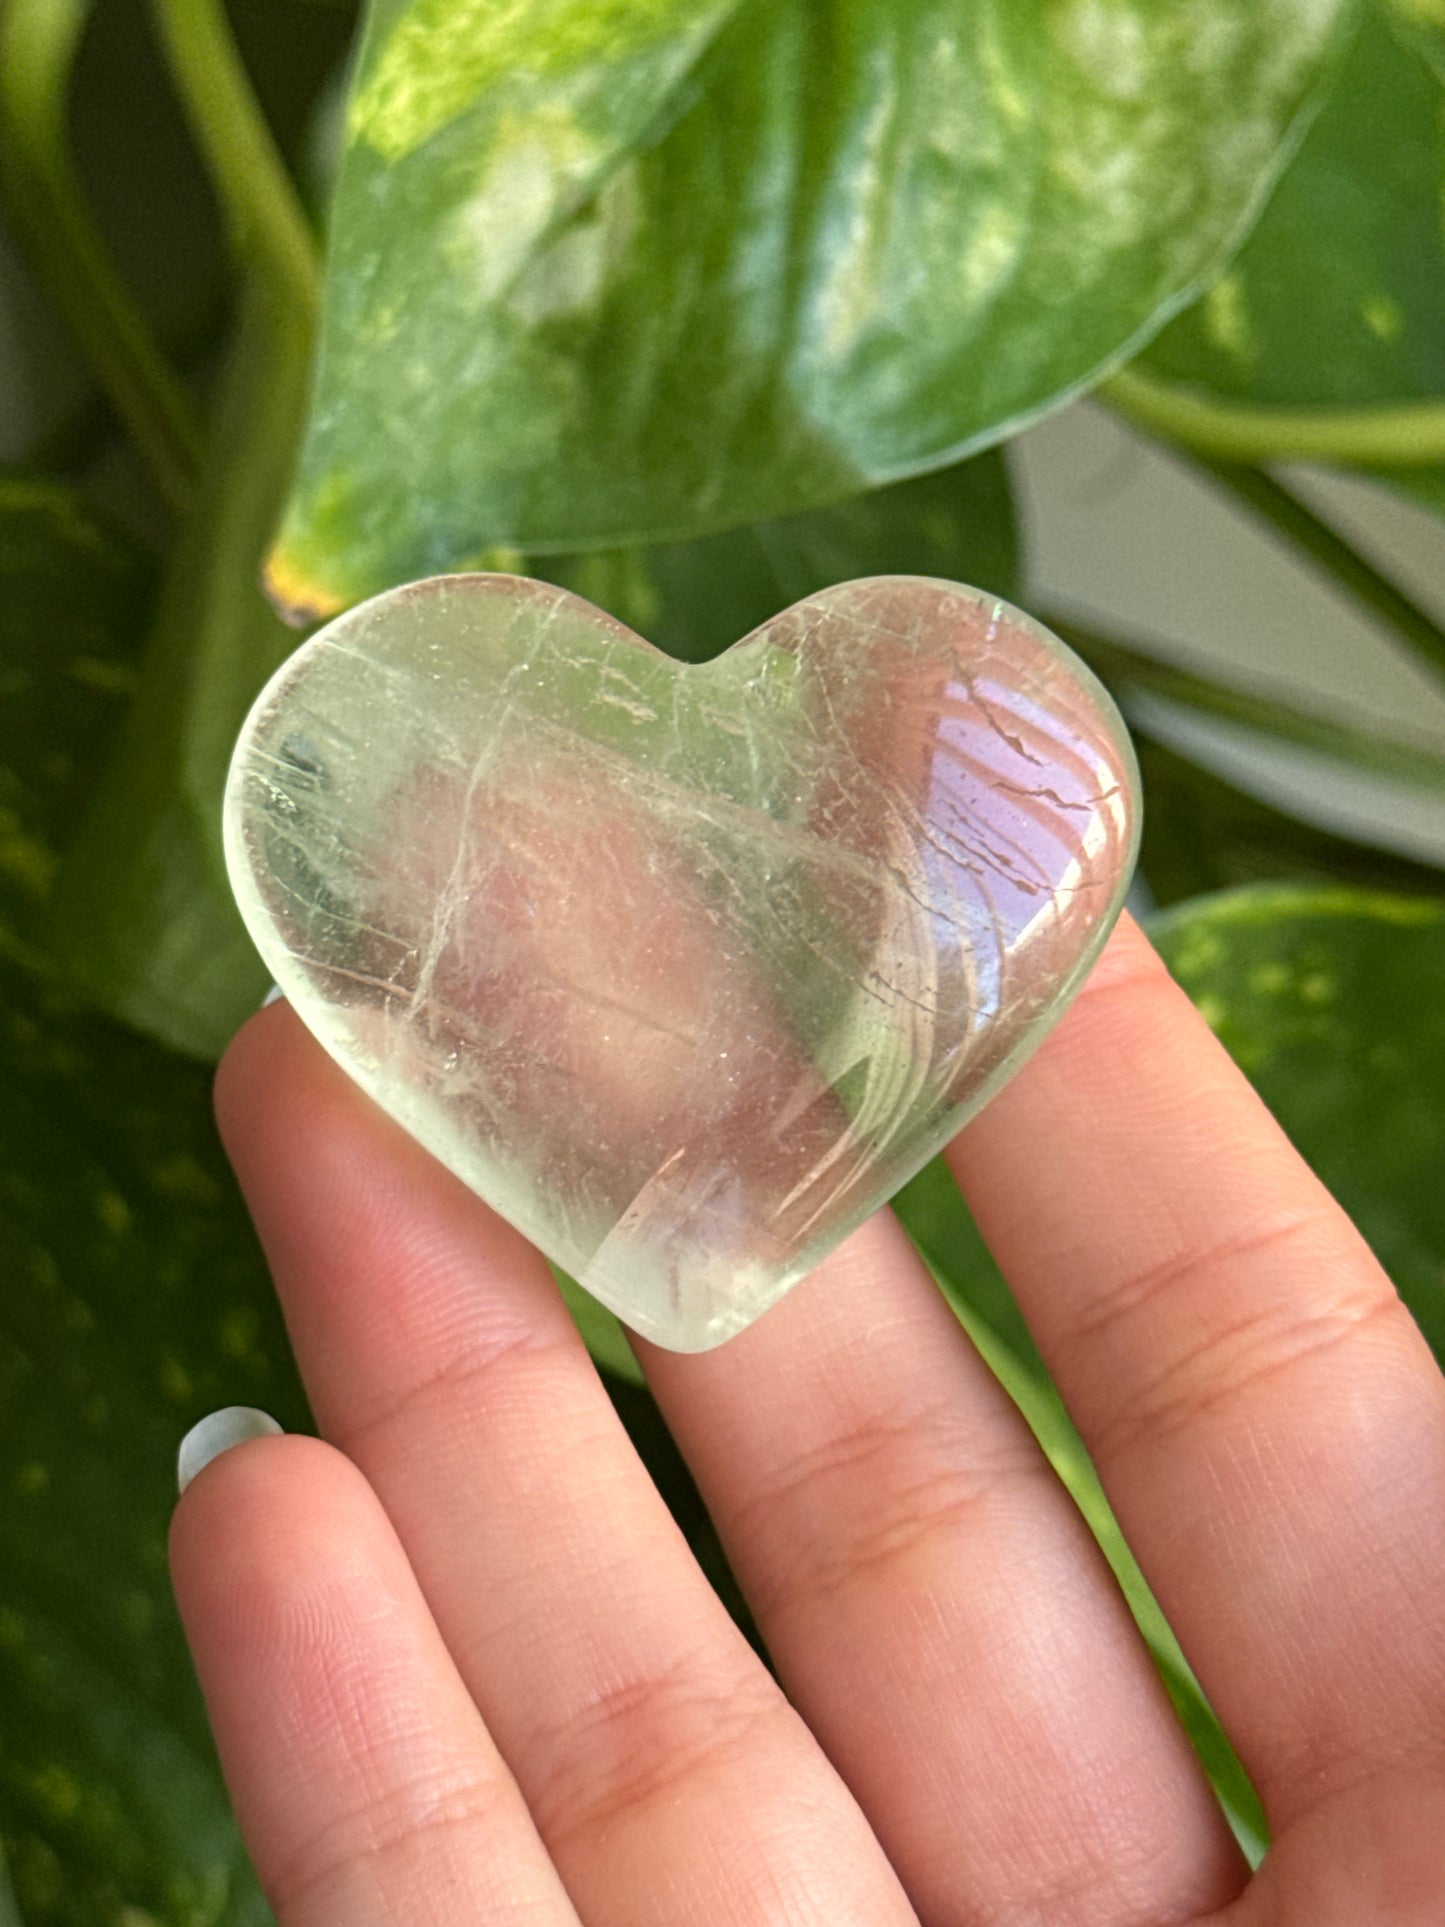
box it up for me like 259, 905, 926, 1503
944, 913, 1445, 1831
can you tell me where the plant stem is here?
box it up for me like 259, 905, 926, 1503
1100, 375, 1445, 688
1105, 364, 1445, 468
1195, 460, 1445, 685
20, 286, 232, 484
0, 0, 200, 507
48, 276, 315, 1056
1045, 611, 1445, 797
148, 0, 319, 313
49, 0, 323, 1054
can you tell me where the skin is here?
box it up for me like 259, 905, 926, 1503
172, 914, 1445, 1924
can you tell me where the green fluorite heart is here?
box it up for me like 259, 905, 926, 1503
225, 574, 1139, 1351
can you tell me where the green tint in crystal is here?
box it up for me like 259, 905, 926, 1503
224, 574, 1139, 1349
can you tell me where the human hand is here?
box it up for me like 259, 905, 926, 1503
172, 914, 1445, 1924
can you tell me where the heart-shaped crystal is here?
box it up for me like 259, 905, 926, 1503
225, 574, 1139, 1351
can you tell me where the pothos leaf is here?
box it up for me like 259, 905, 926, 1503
1137, 2, 1445, 508
0, 474, 153, 972
1151, 883, 1445, 1359
0, 959, 297, 1924
549, 449, 1018, 662
269, 0, 1352, 613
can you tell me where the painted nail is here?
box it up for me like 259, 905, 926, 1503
177, 1407, 284, 1495
261, 983, 285, 1008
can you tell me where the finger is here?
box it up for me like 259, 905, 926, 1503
944, 914, 1445, 1828
639, 1209, 1245, 1926
215, 1007, 917, 1927
171, 1431, 579, 1926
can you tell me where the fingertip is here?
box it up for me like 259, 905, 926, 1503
169, 1430, 372, 1641
213, 995, 306, 1156
1065, 909, 1177, 1021
166, 1424, 574, 1921
177, 1405, 284, 1495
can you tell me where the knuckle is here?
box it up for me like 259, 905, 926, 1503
1082, 1239, 1403, 1464
1069, 945, 1173, 1015
267, 1765, 514, 1917
528, 1650, 786, 1845
337, 1311, 575, 1453
733, 1399, 1047, 1622
1058, 1210, 1328, 1365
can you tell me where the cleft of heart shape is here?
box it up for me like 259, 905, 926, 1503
225, 573, 1140, 1352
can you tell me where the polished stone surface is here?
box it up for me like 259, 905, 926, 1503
225, 574, 1139, 1350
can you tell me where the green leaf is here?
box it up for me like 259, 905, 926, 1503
1151, 883, 1445, 1360
0, 963, 300, 1924
552, 446, 1018, 660
1133, 736, 1445, 905
37, 0, 334, 1061
1130, 2, 1445, 487
1388, 0, 1445, 75
552, 1267, 644, 1386
1143, 7, 1444, 409
0, 476, 153, 971
1054, 599, 1445, 794
0, 0, 202, 508
1365, 10, 1445, 507
0, 473, 282, 1919
893, 1155, 1044, 1383
0, 1838, 23, 1927
46, 283, 313, 1062
1388, 464, 1445, 519
270, 0, 1351, 613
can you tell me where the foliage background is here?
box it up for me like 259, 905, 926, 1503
2, 0, 1445, 1918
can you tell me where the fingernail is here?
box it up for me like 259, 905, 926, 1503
177, 1407, 284, 1495
261, 983, 285, 1008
